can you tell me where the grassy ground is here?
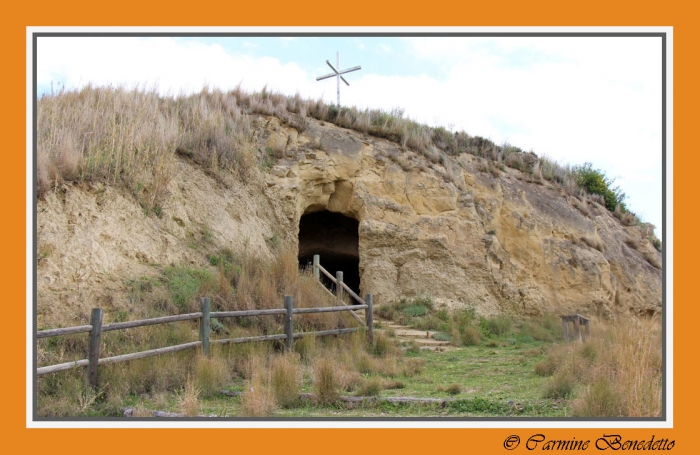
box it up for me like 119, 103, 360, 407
36, 255, 660, 419
100, 337, 565, 418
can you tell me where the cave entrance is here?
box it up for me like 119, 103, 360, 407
298, 210, 360, 296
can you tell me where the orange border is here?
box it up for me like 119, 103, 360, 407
6, 1, 690, 453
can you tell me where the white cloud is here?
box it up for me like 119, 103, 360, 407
37, 37, 316, 97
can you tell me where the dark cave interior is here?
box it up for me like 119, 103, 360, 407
298, 210, 360, 296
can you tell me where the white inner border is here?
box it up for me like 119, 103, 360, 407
26, 25, 673, 429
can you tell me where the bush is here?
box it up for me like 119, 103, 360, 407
457, 325, 482, 346
402, 304, 429, 317
479, 315, 513, 338
571, 163, 626, 213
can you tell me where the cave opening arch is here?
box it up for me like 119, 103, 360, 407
298, 210, 361, 296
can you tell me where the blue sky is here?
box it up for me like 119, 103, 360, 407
36, 33, 664, 237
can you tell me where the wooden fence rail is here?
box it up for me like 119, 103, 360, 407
36, 293, 373, 389
312, 255, 369, 329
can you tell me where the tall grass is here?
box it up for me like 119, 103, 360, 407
537, 316, 662, 417
270, 352, 302, 408
37, 85, 255, 211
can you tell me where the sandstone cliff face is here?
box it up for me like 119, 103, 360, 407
260, 115, 662, 319
36, 114, 662, 326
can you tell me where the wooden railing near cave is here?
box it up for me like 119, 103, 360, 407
311, 254, 372, 330
36, 292, 373, 389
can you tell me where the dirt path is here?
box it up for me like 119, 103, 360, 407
374, 317, 453, 352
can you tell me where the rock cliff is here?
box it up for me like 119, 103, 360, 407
36, 113, 662, 326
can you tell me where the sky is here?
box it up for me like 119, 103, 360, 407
35, 33, 664, 237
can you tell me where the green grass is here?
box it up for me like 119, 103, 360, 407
163, 267, 213, 313
115, 339, 566, 418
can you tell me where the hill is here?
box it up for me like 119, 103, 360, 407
36, 86, 662, 329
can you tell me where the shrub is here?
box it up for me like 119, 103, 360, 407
479, 315, 513, 338
457, 325, 482, 346
571, 163, 626, 213
402, 304, 428, 317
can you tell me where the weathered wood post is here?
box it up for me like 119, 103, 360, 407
366, 294, 374, 344
336, 271, 344, 304
285, 295, 294, 351
583, 319, 590, 341
313, 255, 320, 281
87, 308, 103, 389
200, 297, 211, 357
574, 315, 582, 343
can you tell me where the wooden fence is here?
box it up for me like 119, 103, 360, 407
36, 293, 373, 389
311, 254, 372, 331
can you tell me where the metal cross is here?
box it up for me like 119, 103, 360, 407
316, 52, 361, 107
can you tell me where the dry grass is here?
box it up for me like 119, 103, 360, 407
537, 316, 662, 417
270, 352, 302, 408
355, 377, 383, 397
313, 357, 341, 405
240, 371, 276, 417
581, 236, 605, 253
643, 252, 662, 269
176, 375, 202, 417
37, 86, 255, 210
194, 354, 230, 398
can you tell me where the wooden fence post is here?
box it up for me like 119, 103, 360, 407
336, 271, 344, 304
574, 316, 582, 343
313, 255, 320, 281
87, 308, 103, 389
366, 294, 374, 344
200, 297, 211, 357
285, 295, 294, 351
